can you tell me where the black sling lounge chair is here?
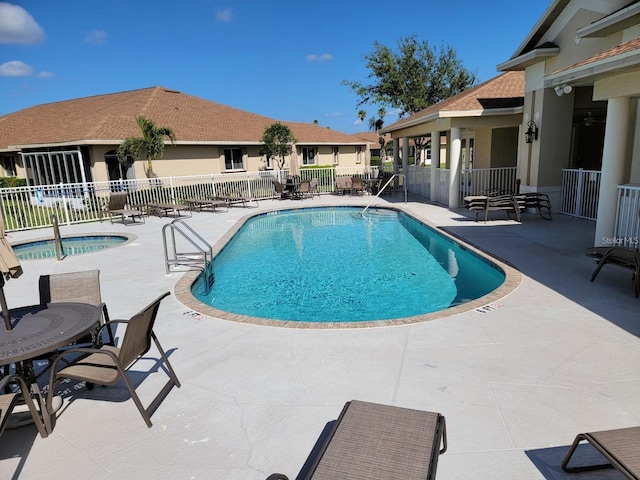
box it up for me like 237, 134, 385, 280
562, 426, 640, 478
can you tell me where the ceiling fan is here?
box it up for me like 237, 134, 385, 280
583, 112, 605, 127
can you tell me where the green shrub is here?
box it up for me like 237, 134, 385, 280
0, 177, 27, 188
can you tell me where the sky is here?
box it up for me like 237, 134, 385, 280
0, 0, 551, 134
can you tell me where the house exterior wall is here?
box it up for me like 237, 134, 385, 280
85, 143, 364, 182
489, 127, 519, 168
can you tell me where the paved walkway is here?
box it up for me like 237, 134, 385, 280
1, 193, 638, 479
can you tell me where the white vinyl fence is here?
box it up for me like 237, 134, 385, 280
614, 184, 640, 247
560, 169, 601, 220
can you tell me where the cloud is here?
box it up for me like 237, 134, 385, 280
353, 118, 364, 125
36, 71, 54, 78
216, 8, 232, 22
0, 3, 45, 44
306, 53, 333, 62
85, 30, 107, 44
0, 60, 33, 77
324, 112, 343, 117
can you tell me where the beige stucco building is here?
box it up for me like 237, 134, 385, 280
383, 0, 640, 246
0, 86, 369, 185
498, 0, 640, 246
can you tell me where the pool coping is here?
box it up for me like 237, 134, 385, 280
174, 203, 522, 329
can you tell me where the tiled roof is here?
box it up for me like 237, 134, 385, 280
352, 131, 382, 143
0, 86, 364, 150
551, 36, 640, 74
383, 71, 524, 132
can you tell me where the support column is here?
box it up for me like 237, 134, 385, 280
449, 128, 462, 208
430, 131, 440, 201
402, 135, 409, 174
594, 96, 631, 246
393, 138, 399, 175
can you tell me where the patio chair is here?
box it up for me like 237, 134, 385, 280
335, 176, 352, 195
267, 400, 447, 480
351, 176, 365, 195
309, 178, 319, 197
0, 373, 49, 439
273, 180, 288, 199
590, 246, 640, 297
561, 426, 640, 478
39, 269, 114, 347
105, 191, 145, 224
294, 180, 311, 199
46, 291, 181, 428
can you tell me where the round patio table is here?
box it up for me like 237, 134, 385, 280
0, 302, 101, 366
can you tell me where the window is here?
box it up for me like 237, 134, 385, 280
222, 147, 244, 171
302, 147, 316, 165
105, 151, 134, 182
356, 146, 362, 164
333, 146, 339, 165
0, 155, 17, 176
265, 154, 272, 169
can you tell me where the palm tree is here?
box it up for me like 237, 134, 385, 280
117, 115, 176, 178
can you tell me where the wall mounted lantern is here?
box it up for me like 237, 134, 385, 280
525, 120, 539, 144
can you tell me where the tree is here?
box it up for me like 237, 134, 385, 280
369, 107, 387, 163
343, 36, 476, 118
357, 109, 367, 125
117, 115, 176, 178
259, 122, 297, 170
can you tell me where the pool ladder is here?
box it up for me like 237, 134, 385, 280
162, 219, 214, 292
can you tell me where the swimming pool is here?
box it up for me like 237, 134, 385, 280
190, 207, 508, 324
14, 235, 129, 260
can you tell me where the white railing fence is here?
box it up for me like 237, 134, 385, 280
560, 169, 601, 220
1, 167, 383, 232
615, 184, 640, 247
405, 165, 431, 199
459, 167, 518, 206
434, 168, 450, 205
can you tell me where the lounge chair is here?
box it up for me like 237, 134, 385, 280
105, 191, 145, 224
561, 426, 640, 478
268, 400, 447, 480
465, 194, 521, 223
183, 197, 228, 212
589, 246, 640, 297
0, 374, 49, 439
46, 292, 181, 428
146, 201, 191, 217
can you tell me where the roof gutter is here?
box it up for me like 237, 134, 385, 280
381, 106, 523, 133
544, 48, 640, 87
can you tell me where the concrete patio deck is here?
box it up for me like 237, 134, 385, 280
1, 193, 638, 479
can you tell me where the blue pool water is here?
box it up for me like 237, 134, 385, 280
14, 235, 128, 260
192, 207, 505, 322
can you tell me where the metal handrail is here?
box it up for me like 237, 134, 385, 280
51, 214, 66, 261
361, 173, 407, 216
162, 219, 214, 291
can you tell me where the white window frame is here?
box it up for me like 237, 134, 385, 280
356, 146, 362, 164
222, 147, 245, 171
302, 146, 316, 166
333, 146, 339, 165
